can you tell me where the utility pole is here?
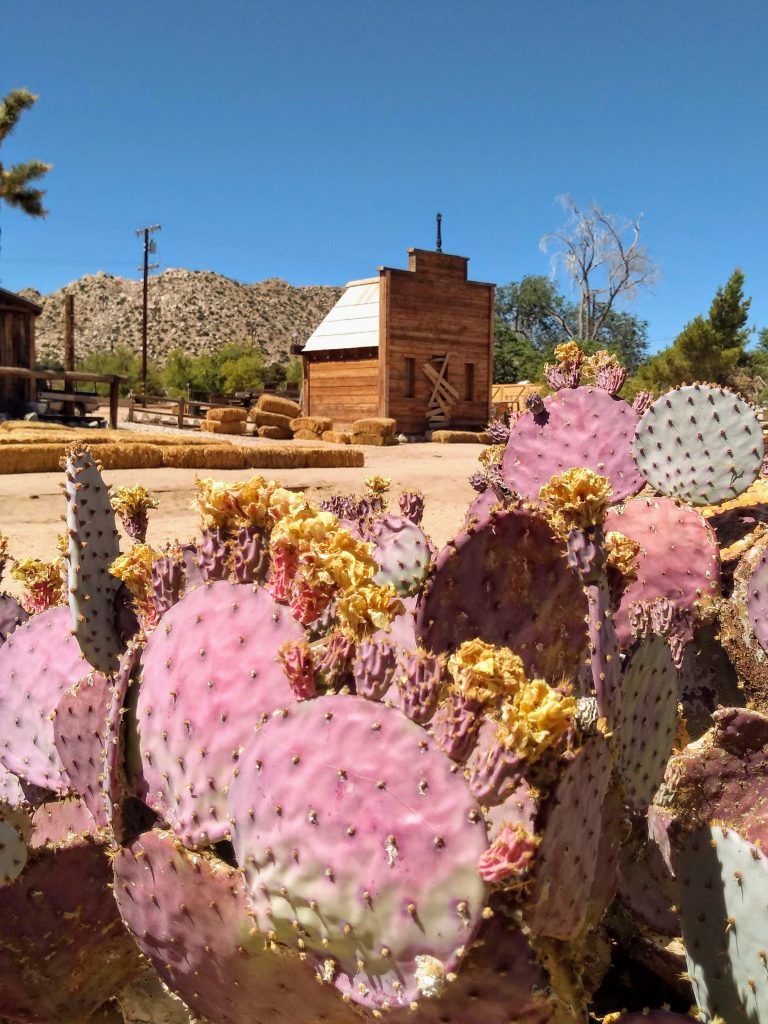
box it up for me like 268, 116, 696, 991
136, 224, 161, 403
63, 294, 75, 371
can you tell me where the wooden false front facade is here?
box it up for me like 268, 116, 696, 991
0, 288, 42, 412
302, 250, 494, 434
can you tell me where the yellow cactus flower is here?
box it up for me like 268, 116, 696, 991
111, 485, 159, 518
109, 544, 157, 599
334, 583, 403, 638
10, 558, 64, 613
553, 340, 585, 366
364, 475, 391, 494
0, 533, 8, 567
538, 468, 613, 534
496, 679, 576, 763
478, 444, 506, 469
604, 531, 641, 579
447, 639, 527, 705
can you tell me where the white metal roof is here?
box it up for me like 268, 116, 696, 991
302, 277, 380, 352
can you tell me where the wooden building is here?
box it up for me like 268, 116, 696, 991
0, 287, 41, 412
301, 248, 494, 435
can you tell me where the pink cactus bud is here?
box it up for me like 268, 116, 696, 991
477, 824, 538, 884
353, 639, 398, 700
632, 390, 654, 415
267, 544, 299, 603
288, 575, 335, 626
595, 363, 627, 395
278, 641, 316, 701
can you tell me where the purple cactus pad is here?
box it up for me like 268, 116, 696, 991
53, 670, 112, 827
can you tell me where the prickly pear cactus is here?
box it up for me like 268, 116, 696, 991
53, 670, 112, 828
64, 445, 123, 674
502, 386, 645, 503
416, 506, 588, 682
136, 580, 303, 845
0, 605, 86, 793
371, 513, 434, 596
230, 695, 489, 1011
676, 825, 768, 1024
113, 828, 361, 1024
633, 383, 765, 506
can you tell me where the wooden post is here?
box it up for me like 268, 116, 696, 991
177, 397, 185, 429
109, 377, 119, 429
63, 295, 75, 372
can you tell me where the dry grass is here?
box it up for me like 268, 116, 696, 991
350, 417, 396, 437
205, 407, 248, 423
431, 430, 487, 443
249, 409, 295, 430
258, 424, 293, 440
289, 416, 332, 433
256, 394, 301, 417
321, 430, 350, 445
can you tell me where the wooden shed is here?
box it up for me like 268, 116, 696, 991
301, 248, 494, 435
0, 287, 41, 412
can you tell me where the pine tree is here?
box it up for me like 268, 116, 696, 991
0, 88, 51, 218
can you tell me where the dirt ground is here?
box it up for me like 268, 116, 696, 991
0, 429, 483, 585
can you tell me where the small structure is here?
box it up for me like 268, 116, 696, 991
491, 382, 541, 417
0, 287, 41, 411
301, 248, 494, 435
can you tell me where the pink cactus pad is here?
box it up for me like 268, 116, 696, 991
230, 694, 489, 1011
416, 506, 588, 681
137, 581, 303, 846
0, 836, 141, 1022
605, 496, 721, 649
114, 828, 359, 1024
104, 645, 144, 844
0, 605, 88, 792
53, 670, 112, 827
0, 764, 25, 808
524, 734, 613, 940
502, 386, 644, 503
30, 796, 98, 848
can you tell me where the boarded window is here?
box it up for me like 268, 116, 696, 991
464, 362, 475, 401
405, 357, 415, 398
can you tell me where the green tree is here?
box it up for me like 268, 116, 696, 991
77, 346, 163, 397
218, 343, 265, 394
0, 89, 51, 218
161, 348, 196, 397
285, 357, 303, 388
636, 270, 751, 391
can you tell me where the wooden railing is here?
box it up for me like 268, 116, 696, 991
0, 367, 123, 428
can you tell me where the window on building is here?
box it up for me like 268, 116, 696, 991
405, 357, 415, 398
464, 362, 475, 401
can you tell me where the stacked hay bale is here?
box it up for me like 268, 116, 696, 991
350, 418, 397, 446
201, 407, 247, 436
431, 430, 491, 444
289, 416, 333, 442
249, 394, 301, 440
321, 430, 351, 445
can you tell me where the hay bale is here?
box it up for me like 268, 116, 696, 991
250, 410, 295, 430
289, 417, 332, 434
351, 433, 396, 447
243, 446, 364, 470
205, 407, 247, 423
97, 444, 166, 470
201, 419, 247, 436
256, 394, 301, 418
0, 444, 64, 473
431, 430, 487, 444
258, 425, 293, 441
321, 430, 350, 445
350, 418, 397, 438
159, 445, 249, 470
293, 429, 324, 441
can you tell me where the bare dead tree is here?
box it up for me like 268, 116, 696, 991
540, 195, 659, 341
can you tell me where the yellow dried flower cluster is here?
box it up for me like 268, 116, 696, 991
111, 485, 159, 518
0, 533, 8, 567
193, 476, 301, 531
335, 582, 402, 636
10, 558, 64, 611
478, 445, 506, 469
448, 639, 527, 705
553, 341, 585, 366
109, 544, 157, 600
497, 679, 576, 764
604, 531, 641, 579
538, 468, 613, 534
364, 475, 391, 494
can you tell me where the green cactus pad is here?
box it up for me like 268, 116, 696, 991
677, 825, 768, 1024
633, 384, 764, 506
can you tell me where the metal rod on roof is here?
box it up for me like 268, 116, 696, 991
436, 212, 443, 253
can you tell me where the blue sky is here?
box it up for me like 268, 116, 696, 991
1, 0, 766, 352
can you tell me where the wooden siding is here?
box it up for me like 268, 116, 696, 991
383, 250, 493, 435
305, 349, 380, 426
0, 309, 36, 405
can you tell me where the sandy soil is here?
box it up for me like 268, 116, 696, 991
0, 423, 484, 584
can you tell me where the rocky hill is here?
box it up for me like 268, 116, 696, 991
19, 269, 343, 367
